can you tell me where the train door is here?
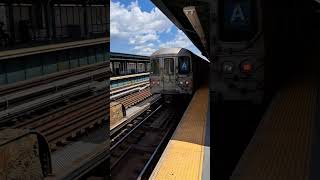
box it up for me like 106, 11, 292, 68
162, 57, 175, 92
114, 62, 120, 76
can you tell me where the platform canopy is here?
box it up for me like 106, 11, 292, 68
151, 0, 210, 58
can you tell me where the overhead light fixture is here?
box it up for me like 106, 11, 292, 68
183, 6, 207, 50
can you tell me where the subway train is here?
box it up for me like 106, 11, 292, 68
110, 61, 149, 76
150, 48, 208, 95
110, 52, 150, 77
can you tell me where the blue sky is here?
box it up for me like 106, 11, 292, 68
110, 0, 203, 57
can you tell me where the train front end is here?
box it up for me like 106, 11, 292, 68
150, 48, 193, 95
211, 0, 265, 104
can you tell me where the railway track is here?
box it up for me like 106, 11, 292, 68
114, 88, 152, 109
0, 63, 109, 150
110, 98, 187, 180
0, 62, 108, 97
12, 89, 108, 149
0, 64, 109, 111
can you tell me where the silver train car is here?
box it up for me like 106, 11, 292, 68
150, 48, 208, 95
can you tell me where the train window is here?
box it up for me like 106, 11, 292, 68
178, 56, 191, 74
218, 0, 257, 42
147, 63, 151, 71
137, 63, 145, 73
151, 59, 160, 75
114, 62, 120, 75
127, 62, 136, 74
121, 62, 126, 75
164, 58, 174, 75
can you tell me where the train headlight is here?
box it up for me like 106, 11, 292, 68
157, 81, 160, 85
222, 62, 234, 73
179, 81, 183, 85
185, 81, 189, 85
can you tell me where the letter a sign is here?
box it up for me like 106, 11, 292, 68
231, 4, 245, 22
224, 0, 250, 30
182, 62, 187, 71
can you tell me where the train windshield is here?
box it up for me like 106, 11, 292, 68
218, 0, 257, 42
164, 58, 174, 75
178, 56, 191, 74
151, 58, 160, 75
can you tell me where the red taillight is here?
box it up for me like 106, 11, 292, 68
241, 63, 253, 73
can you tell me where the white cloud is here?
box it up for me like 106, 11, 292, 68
133, 43, 157, 55
110, 0, 207, 59
111, 0, 172, 44
159, 30, 193, 49
129, 33, 159, 44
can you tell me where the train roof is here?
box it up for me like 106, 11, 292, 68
110, 52, 149, 62
151, 48, 192, 57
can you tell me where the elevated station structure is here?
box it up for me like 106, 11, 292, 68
0, 0, 109, 85
150, 1, 211, 179
151, 0, 320, 179
110, 52, 150, 96
0, 1, 110, 179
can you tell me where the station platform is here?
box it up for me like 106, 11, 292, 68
110, 73, 150, 90
110, 94, 161, 134
230, 81, 319, 180
51, 125, 108, 179
149, 86, 210, 180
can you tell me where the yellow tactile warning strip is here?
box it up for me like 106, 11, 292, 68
231, 82, 317, 180
149, 85, 209, 180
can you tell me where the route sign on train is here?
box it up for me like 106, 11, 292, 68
224, 0, 250, 31
219, 0, 257, 41
181, 62, 188, 71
